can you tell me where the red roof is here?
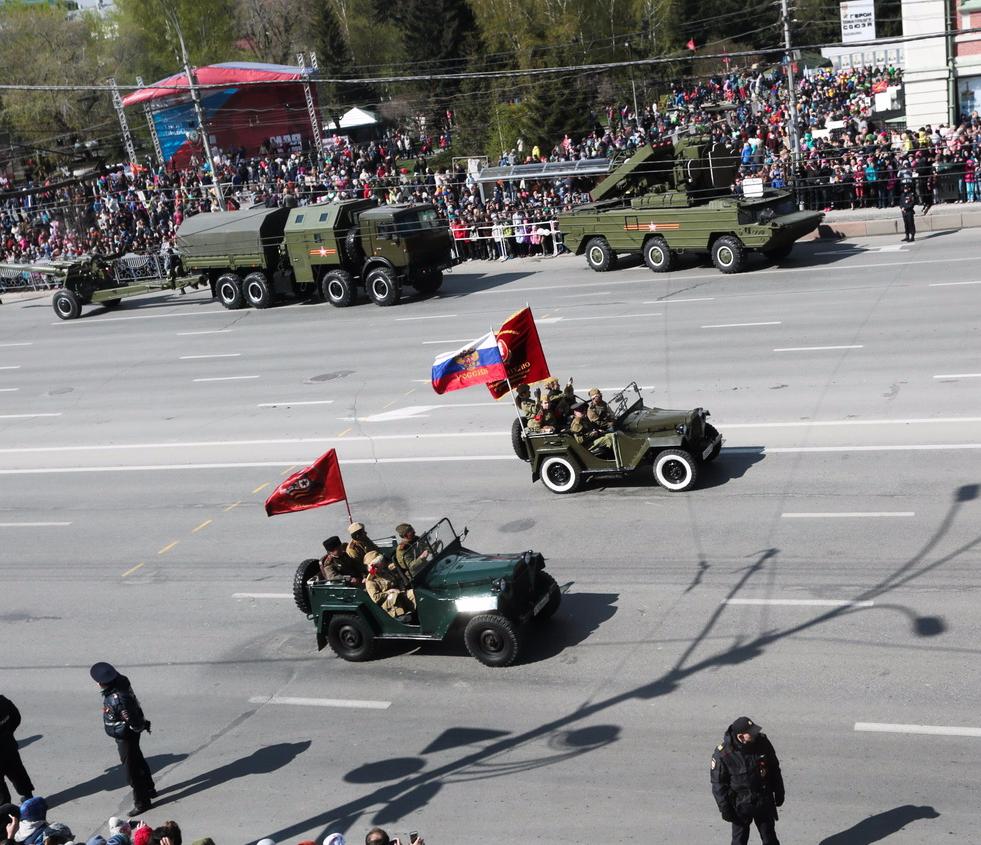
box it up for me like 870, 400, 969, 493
122, 61, 311, 107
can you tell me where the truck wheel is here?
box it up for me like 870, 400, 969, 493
52, 290, 82, 320
511, 417, 530, 462
643, 236, 674, 272
216, 273, 244, 309
540, 456, 581, 494
653, 448, 698, 492
322, 269, 355, 307
531, 572, 561, 623
327, 614, 375, 662
366, 267, 400, 306
584, 237, 617, 272
702, 423, 722, 462
413, 270, 443, 296
711, 236, 745, 274
343, 227, 364, 265
763, 243, 793, 261
464, 613, 519, 667
292, 558, 321, 614
243, 272, 273, 308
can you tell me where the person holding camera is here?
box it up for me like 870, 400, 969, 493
710, 716, 784, 845
365, 828, 423, 845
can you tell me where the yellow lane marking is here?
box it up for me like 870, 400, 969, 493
404, 387, 416, 396
192, 519, 213, 533
281, 464, 297, 476
252, 482, 270, 494
224, 501, 241, 512
122, 562, 144, 577
336, 427, 351, 437
381, 399, 396, 409
158, 540, 179, 555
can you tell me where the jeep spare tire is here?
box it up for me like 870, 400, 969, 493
511, 417, 530, 462
464, 613, 519, 667
292, 558, 321, 614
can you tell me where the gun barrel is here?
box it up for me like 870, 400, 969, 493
0, 262, 69, 276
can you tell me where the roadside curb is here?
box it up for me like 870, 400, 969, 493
0, 290, 53, 304
803, 209, 981, 240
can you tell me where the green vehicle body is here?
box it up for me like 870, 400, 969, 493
557, 135, 823, 274
516, 383, 724, 494
294, 519, 563, 667
176, 198, 453, 310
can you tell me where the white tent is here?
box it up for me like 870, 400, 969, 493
327, 107, 379, 131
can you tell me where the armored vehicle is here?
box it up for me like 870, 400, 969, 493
176, 198, 453, 309
558, 135, 822, 274
513, 383, 723, 494
292, 518, 563, 667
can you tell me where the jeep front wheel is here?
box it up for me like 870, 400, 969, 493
292, 558, 321, 614
464, 613, 519, 667
711, 236, 745, 274
327, 614, 375, 661
584, 237, 617, 272
643, 236, 674, 272
702, 423, 722, 462
532, 572, 561, 623
540, 456, 581, 494
653, 448, 698, 492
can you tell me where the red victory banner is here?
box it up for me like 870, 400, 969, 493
264, 448, 349, 517
486, 306, 551, 399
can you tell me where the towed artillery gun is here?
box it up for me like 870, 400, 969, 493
558, 132, 823, 274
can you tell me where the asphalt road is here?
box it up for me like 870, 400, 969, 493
1, 232, 979, 844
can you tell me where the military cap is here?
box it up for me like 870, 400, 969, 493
347, 522, 365, 535
572, 401, 588, 413
516, 384, 531, 396
588, 387, 602, 398
544, 377, 559, 388
89, 662, 118, 684
395, 523, 414, 538
322, 535, 343, 552
364, 551, 385, 568
731, 716, 762, 736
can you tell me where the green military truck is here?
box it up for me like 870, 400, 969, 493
176, 198, 453, 309
558, 135, 822, 274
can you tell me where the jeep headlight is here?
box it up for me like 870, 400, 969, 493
456, 595, 498, 613
490, 577, 509, 594
675, 422, 688, 436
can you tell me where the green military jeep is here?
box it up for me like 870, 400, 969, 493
292, 519, 563, 667
513, 383, 723, 494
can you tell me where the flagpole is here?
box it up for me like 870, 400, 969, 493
494, 324, 528, 428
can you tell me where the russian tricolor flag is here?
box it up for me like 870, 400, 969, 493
431, 332, 508, 395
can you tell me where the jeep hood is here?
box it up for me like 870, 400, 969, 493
620, 406, 697, 434
423, 551, 521, 590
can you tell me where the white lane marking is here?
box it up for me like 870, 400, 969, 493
642, 297, 715, 304
0, 342, 32, 348
781, 512, 915, 518
929, 280, 981, 287
560, 291, 611, 298
0, 413, 61, 420
233, 592, 291, 598
249, 695, 391, 710
179, 353, 241, 360
0, 366, 22, 370
724, 598, 875, 607
773, 345, 863, 352
192, 375, 260, 382
0, 388, 19, 392
934, 373, 981, 379
421, 338, 473, 345
0, 521, 72, 527
257, 400, 334, 408
724, 416, 981, 429
702, 321, 782, 329
52, 309, 227, 325
395, 314, 458, 321
342, 402, 498, 423
177, 329, 232, 336
854, 722, 981, 738
536, 312, 663, 325
737, 443, 981, 453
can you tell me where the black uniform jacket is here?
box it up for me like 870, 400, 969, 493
101, 675, 147, 739
711, 725, 785, 821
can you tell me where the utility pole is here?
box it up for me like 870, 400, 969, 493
298, 51, 325, 164
625, 42, 640, 125
779, 0, 802, 198
136, 76, 165, 167
165, 5, 223, 207
108, 78, 138, 175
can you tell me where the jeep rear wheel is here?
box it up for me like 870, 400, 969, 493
292, 558, 321, 614
327, 614, 375, 662
653, 448, 698, 492
511, 417, 530, 462
540, 456, 581, 494
464, 613, 519, 667
584, 237, 617, 272
643, 236, 674, 272
711, 236, 745, 274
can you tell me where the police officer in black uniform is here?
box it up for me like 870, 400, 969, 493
90, 663, 156, 816
0, 695, 34, 805
710, 716, 784, 845
900, 183, 917, 242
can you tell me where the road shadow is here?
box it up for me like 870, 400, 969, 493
435, 270, 535, 297
583, 447, 765, 494
17, 734, 42, 750
152, 741, 310, 808
46, 753, 188, 808
919, 228, 959, 240
818, 805, 940, 844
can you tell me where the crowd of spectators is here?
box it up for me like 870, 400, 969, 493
3, 62, 981, 272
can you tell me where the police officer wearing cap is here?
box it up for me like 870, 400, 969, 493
710, 716, 784, 845
90, 663, 155, 816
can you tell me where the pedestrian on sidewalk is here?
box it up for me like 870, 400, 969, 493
90, 663, 156, 816
900, 183, 917, 242
710, 716, 784, 845
0, 696, 34, 805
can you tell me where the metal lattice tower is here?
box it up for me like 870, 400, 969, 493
136, 76, 165, 166
298, 51, 325, 161
109, 78, 138, 172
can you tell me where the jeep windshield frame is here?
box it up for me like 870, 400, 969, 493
608, 382, 645, 419
400, 518, 462, 579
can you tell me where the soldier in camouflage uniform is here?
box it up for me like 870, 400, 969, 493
346, 522, 378, 569
513, 384, 540, 420
544, 377, 576, 417
586, 388, 616, 430
570, 403, 615, 456
527, 395, 566, 433
394, 523, 432, 576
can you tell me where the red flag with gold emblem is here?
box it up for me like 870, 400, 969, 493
486, 306, 551, 399
264, 449, 348, 516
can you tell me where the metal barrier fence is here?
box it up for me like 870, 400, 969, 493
0, 265, 60, 293
450, 220, 564, 261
